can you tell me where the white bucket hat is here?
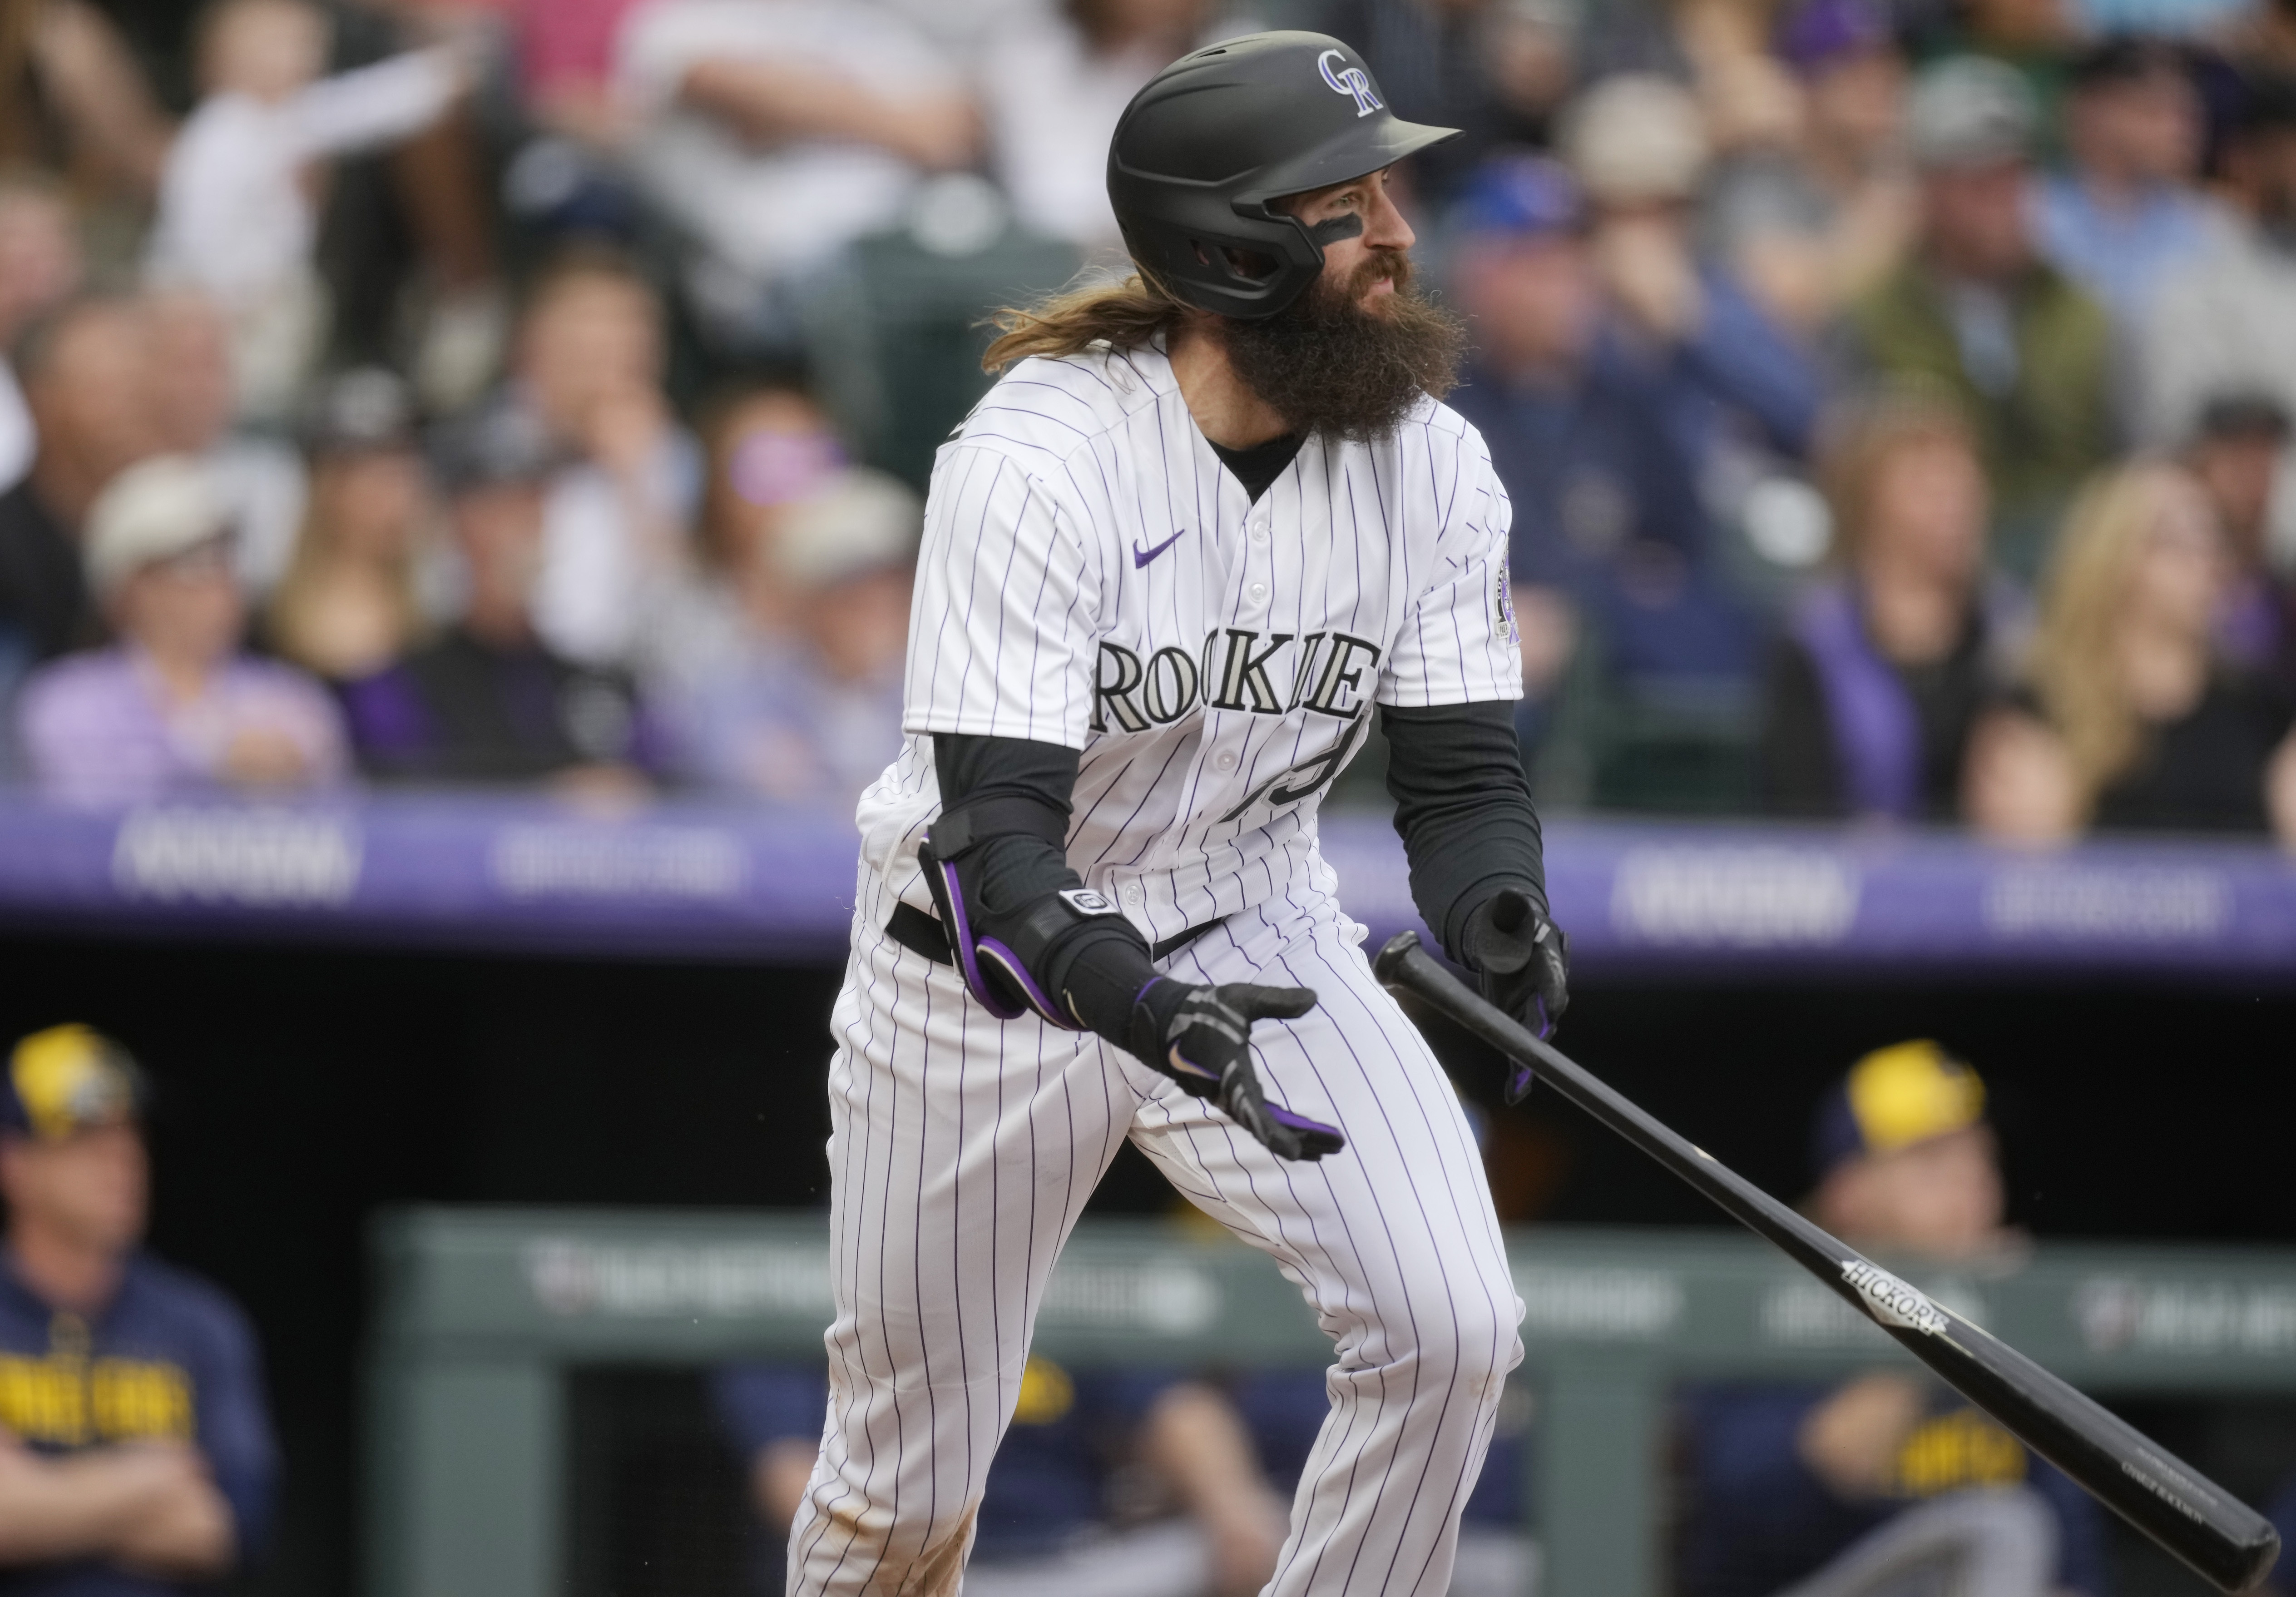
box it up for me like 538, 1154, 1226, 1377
85, 454, 233, 600
772, 469, 922, 591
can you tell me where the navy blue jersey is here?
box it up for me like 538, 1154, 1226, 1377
1226, 1368, 1528, 1528
0, 1251, 276, 1596
714, 1359, 1178, 1561
2261, 1473, 2296, 1590
1678, 1383, 2107, 1597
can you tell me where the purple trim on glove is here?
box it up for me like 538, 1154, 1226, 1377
977, 937, 1084, 1031
1266, 1102, 1345, 1142
931, 856, 1025, 1021
1504, 997, 1551, 1103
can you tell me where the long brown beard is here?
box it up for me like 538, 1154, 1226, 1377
1221, 251, 1467, 445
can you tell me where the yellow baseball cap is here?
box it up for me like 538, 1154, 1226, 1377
1813, 1040, 1986, 1174
1, 1026, 147, 1141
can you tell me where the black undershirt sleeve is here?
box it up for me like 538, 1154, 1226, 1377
933, 734, 1161, 1046
939, 704, 1549, 1038
1379, 701, 1549, 962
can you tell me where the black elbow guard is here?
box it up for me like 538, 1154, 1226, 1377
919, 800, 1146, 1030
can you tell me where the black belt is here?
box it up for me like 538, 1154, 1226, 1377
886, 900, 1223, 967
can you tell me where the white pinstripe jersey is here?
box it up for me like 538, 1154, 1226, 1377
856, 340, 1522, 945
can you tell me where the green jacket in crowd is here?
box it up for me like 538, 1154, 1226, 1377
1844, 260, 2117, 578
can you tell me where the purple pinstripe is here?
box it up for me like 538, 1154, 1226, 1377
812, 342, 1527, 1595
787, 865, 1522, 1597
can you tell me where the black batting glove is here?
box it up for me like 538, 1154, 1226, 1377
1460, 887, 1570, 1104
1128, 980, 1346, 1161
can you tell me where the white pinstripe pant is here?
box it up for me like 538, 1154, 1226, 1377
788, 870, 1526, 1597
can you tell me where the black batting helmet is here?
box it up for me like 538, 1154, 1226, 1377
1107, 32, 1460, 321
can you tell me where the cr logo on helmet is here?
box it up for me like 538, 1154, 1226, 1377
1318, 50, 1383, 116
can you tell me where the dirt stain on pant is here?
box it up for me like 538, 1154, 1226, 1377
881, 1508, 975, 1597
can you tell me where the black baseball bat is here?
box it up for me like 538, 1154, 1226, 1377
1373, 930, 2281, 1594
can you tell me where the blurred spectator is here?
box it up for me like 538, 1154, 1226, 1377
1305, 0, 1583, 202
1683, 21, 1806, 165
1679, 1041, 2107, 1597
2189, 394, 2296, 697
4, 0, 175, 203
1447, 124, 1819, 715
2032, 38, 2222, 328
879, 0, 1050, 59
491, 0, 654, 259
1230, 1368, 1534, 1597
694, 382, 849, 580
139, 290, 305, 600
1761, 397, 2012, 820
341, 407, 659, 788
143, 0, 465, 423
264, 369, 432, 684
612, 0, 980, 347
1964, 461, 2296, 841
716, 1358, 1288, 1597
329, 8, 505, 417
0, 1023, 276, 1592
508, 250, 698, 673
2231, 0, 2296, 78
510, 0, 651, 150
18, 455, 349, 805
0, 296, 163, 679
2264, 1473, 2296, 1597
1701, 0, 1916, 337
1844, 57, 2115, 579
2140, 75, 2296, 550
980, 0, 1212, 253
676, 467, 917, 807
1915, 0, 2079, 135
640, 380, 855, 696
0, 174, 85, 495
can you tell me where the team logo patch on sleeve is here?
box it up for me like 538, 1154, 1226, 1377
1495, 564, 1520, 645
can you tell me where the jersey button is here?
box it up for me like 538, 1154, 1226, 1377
1122, 883, 1142, 906
1249, 521, 1268, 543
1213, 749, 1238, 772
1248, 581, 1268, 603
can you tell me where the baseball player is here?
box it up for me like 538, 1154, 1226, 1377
793, 31, 1570, 1597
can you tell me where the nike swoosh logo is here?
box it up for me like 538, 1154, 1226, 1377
1133, 527, 1187, 568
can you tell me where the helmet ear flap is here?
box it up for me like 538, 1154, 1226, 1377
1146, 214, 1323, 317
1193, 240, 1285, 285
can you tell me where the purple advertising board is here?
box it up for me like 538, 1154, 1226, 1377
0, 792, 2290, 977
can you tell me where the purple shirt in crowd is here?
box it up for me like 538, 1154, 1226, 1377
17, 646, 349, 805
674, 638, 906, 812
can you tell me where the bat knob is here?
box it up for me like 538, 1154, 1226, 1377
1373, 931, 1422, 986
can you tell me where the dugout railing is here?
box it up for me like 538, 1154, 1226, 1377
364, 1208, 2296, 1597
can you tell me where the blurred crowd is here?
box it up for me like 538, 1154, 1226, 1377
0, 0, 2292, 845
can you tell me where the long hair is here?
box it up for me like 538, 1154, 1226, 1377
2026, 461, 2194, 808
1816, 389, 1981, 570
266, 465, 425, 680
982, 272, 1188, 374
